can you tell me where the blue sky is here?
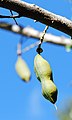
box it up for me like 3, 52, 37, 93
0, 0, 72, 120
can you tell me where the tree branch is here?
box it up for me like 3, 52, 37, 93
0, 21, 72, 47
0, 0, 72, 36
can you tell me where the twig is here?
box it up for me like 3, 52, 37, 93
0, 14, 20, 18
0, 0, 72, 36
0, 22, 72, 47
10, 10, 18, 25
22, 41, 40, 53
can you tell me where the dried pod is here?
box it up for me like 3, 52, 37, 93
15, 56, 31, 82
34, 54, 58, 104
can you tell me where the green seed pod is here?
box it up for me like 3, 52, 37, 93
34, 54, 58, 104
15, 56, 31, 82
41, 79, 58, 104
34, 54, 53, 82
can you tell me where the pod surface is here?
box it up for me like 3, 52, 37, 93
41, 79, 58, 104
34, 54, 52, 81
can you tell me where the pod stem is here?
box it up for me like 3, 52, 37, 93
36, 25, 49, 54
40, 25, 49, 44
36, 43, 43, 54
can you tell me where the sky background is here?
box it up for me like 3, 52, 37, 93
0, 0, 72, 120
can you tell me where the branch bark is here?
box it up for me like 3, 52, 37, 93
0, 21, 72, 47
0, 0, 72, 36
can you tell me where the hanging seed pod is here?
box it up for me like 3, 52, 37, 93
34, 54, 53, 82
15, 56, 31, 82
34, 54, 58, 104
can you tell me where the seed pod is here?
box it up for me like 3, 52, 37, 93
34, 54, 53, 82
34, 54, 58, 104
41, 79, 58, 104
15, 56, 31, 82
